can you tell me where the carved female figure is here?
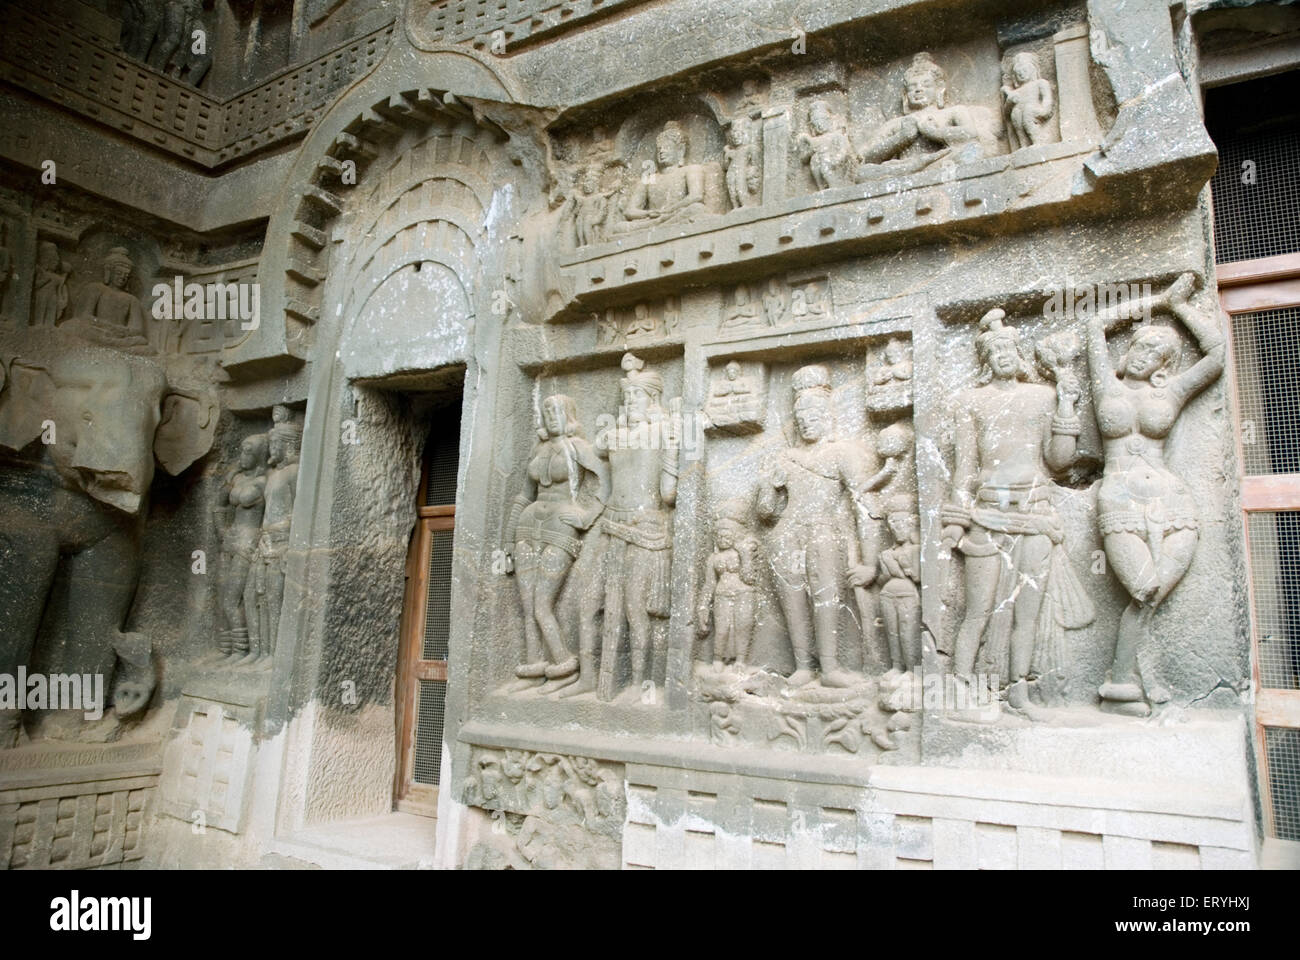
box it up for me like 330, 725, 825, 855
1085, 273, 1224, 715
696, 499, 761, 668
507, 394, 609, 681
252, 409, 300, 662
215, 433, 268, 659
1002, 52, 1055, 150
877, 495, 922, 675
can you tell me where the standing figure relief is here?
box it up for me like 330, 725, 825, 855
565, 354, 681, 702
756, 365, 893, 688
940, 309, 1095, 707
214, 432, 267, 661
505, 393, 610, 687
1085, 274, 1224, 716
696, 498, 762, 670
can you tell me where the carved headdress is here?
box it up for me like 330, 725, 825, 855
791, 363, 832, 396
270, 405, 302, 459
620, 352, 663, 399
975, 308, 1030, 383
903, 52, 948, 109
102, 246, 134, 278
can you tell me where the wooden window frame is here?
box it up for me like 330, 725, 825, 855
1219, 251, 1300, 839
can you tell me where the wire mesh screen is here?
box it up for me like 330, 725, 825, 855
1246, 512, 1300, 690
1230, 306, 1300, 476
424, 411, 461, 506
413, 680, 447, 786
422, 530, 454, 661
1265, 726, 1300, 841
1208, 109, 1300, 264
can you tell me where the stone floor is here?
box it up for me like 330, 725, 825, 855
268, 813, 438, 869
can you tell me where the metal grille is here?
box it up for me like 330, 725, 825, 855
422, 530, 454, 661
1264, 726, 1300, 841
1209, 117, 1300, 264
1230, 306, 1300, 476
413, 680, 447, 786
424, 417, 460, 506
1246, 512, 1300, 691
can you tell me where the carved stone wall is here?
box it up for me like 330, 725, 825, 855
0, 0, 1274, 871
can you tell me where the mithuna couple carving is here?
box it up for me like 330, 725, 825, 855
505, 353, 680, 702
940, 274, 1223, 715
213, 405, 301, 664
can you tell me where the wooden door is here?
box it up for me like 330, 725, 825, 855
394, 411, 460, 817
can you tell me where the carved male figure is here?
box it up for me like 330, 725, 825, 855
757, 365, 891, 687
506, 393, 609, 683
569, 163, 611, 248
857, 52, 998, 180
940, 310, 1094, 701
67, 247, 150, 350
619, 121, 714, 229
568, 354, 679, 701
798, 100, 853, 191
1002, 51, 1055, 150
724, 114, 761, 209
721, 285, 761, 330
32, 241, 70, 327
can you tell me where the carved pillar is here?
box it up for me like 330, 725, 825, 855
1053, 24, 1103, 145
760, 107, 790, 206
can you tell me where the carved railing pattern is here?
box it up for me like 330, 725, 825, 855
409, 0, 647, 52
0, 9, 395, 168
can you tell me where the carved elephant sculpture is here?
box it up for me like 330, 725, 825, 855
120, 0, 211, 87
0, 344, 217, 747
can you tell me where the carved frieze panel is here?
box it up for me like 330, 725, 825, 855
460, 746, 625, 870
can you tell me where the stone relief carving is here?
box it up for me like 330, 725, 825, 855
0, 341, 217, 747
856, 53, 1001, 182
253, 406, 300, 662
0, 222, 12, 314
866, 337, 914, 417
120, 0, 212, 87
64, 248, 150, 353
721, 275, 830, 331
612, 120, 725, 234
595, 298, 681, 345
724, 114, 762, 210
561, 162, 616, 249
215, 432, 267, 661
696, 498, 761, 669
756, 364, 891, 688
505, 394, 609, 689
1083, 274, 1225, 717
877, 494, 921, 676
702, 359, 765, 435
566, 354, 681, 702
1001, 51, 1057, 151
31, 241, 70, 328
462, 747, 625, 870
939, 309, 1095, 709
798, 99, 854, 191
